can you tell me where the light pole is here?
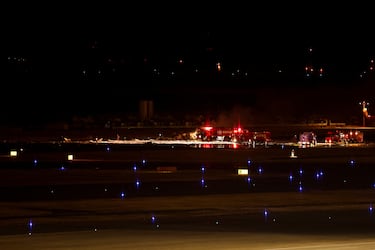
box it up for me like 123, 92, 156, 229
360, 101, 369, 127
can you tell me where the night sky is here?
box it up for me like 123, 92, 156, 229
3, 3, 375, 126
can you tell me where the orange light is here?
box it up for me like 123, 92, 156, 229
216, 62, 221, 71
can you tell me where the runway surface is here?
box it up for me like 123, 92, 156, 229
1, 143, 375, 249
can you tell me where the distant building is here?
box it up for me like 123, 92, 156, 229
139, 100, 154, 121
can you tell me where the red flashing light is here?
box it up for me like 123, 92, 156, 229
202, 126, 213, 131
233, 127, 242, 134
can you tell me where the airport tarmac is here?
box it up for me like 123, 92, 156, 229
1, 143, 375, 249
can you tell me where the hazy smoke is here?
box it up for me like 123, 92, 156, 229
215, 105, 253, 127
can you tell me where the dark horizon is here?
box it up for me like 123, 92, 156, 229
3, 4, 375, 127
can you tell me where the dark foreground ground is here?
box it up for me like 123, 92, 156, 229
1, 143, 375, 249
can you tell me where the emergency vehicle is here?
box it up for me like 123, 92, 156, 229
194, 126, 271, 145
325, 130, 364, 144
299, 132, 317, 146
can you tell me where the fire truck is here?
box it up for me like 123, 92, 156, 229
194, 126, 271, 145
251, 131, 272, 144
195, 126, 249, 142
325, 130, 364, 144
348, 130, 364, 143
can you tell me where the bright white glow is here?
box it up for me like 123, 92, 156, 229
237, 169, 248, 175
290, 149, 298, 158
10, 150, 17, 157
216, 62, 221, 71
67, 154, 73, 161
